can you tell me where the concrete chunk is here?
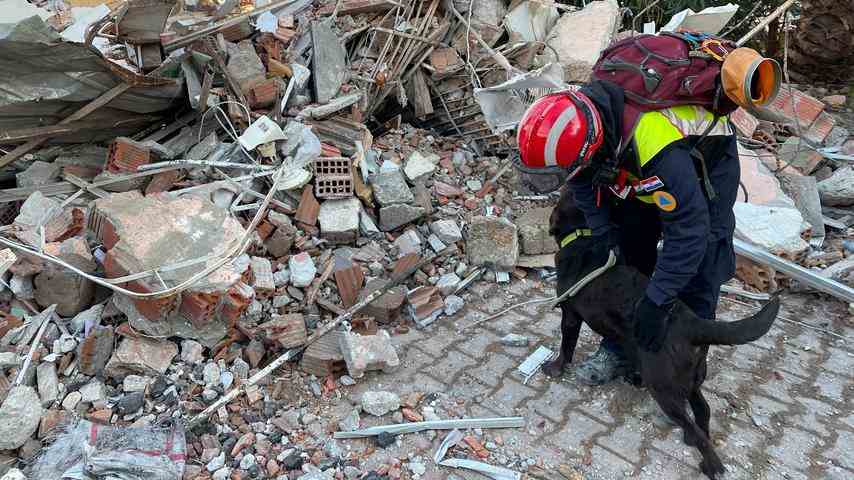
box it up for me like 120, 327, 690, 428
259, 314, 307, 349
289, 252, 316, 287
516, 207, 558, 255
430, 219, 463, 244
105, 337, 178, 380
17, 160, 61, 188
734, 203, 809, 259
379, 204, 425, 232
466, 216, 519, 271
403, 151, 438, 182
36, 362, 59, 407
319, 197, 361, 243
0, 386, 43, 450
779, 174, 825, 244
817, 166, 854, 207
371, 170, 414, 206
360, 390, 400, 417
339, 330, 400, 379
546, 0, 620, 82
227, 40, 266, 95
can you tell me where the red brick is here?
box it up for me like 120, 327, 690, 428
766, 87, 824, 130
334, 262, 364, 308
106, 138, 152, 174
294, 185, 320, 226
221, 282, 254, 325
180, 292, 222, 327
145, 170, 182, 194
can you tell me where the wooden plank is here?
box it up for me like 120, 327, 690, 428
0, 83, 132, 169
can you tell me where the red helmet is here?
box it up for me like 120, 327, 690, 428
517, 90, 604, 177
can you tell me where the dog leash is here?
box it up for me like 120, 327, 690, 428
546, 249, 618, 310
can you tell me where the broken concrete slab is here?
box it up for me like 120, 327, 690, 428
733, 203, 809, 259
736, 144, 795, 208
436, 273, 461, 296
0, 386, 43, 450
311, 20, 347, 104
504, 0, 559, 43
403, 151, 438, 183
339, 330, 400, 379
817, 166, 854, 207
227, 40, 266, 95
90, 191, 249, 326
466, 216, 519, 271
371, 170, 414, 206
516, 207, 558, 255
105, 337, 178, 380
379, 204, 425, 232
318, 197, 361, 243
545, 0, 620, 82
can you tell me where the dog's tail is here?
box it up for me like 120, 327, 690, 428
689, 296, 780, 346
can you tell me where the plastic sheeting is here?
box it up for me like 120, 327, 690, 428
29, 420, 186, 480
0, 15, 182, 143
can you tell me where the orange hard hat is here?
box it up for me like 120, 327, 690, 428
517, 90, 604, 176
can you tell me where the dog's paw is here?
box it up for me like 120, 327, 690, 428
699, 458, 726, 479
542, 358, 565, 378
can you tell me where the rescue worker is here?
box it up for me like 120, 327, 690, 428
517, 81, 739, 385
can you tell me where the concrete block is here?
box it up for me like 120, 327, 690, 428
339, 330, 400, 379
516, 207, 558, 255
466, 216, 519, 271
392, 229, 421, 258
777, 137, 824, 175
319, 197, 361, 243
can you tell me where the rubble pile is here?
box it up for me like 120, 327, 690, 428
0, 1, 851, 479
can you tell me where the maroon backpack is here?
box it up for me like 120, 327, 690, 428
592, 32, 739, 139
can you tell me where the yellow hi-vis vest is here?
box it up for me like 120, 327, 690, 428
631, 105, 733, 203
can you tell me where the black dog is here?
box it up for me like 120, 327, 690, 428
542, 189, 780, 479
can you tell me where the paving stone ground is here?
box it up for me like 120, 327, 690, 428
347, 278, 854, 479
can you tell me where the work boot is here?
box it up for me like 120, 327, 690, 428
575, 345, 632, 385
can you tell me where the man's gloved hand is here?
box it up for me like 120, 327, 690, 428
633, 295, 672, 352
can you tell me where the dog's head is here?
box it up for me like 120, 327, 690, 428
549, 187, 590, 242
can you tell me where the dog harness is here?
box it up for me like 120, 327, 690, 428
559, 228, 593, 248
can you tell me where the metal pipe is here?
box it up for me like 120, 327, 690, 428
734, 238, 854, 303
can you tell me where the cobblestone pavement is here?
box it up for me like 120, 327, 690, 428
347, 278, 854, 479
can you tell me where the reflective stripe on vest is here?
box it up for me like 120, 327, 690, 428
633, 106, 733, 167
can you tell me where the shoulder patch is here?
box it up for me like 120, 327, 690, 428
638, 176, 664, 192
653, 191, 677, 212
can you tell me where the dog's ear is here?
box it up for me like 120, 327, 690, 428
549, 206, 559, 237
